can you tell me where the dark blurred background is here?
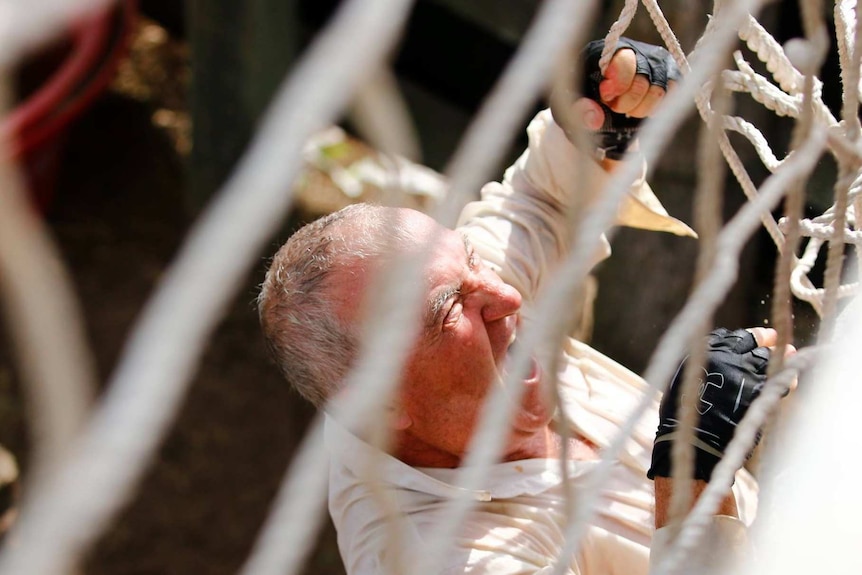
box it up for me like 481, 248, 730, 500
0, 0, 836, 573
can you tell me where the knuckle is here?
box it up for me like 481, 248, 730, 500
647, 84, 666, 100
628, 85, 667, 118
611, 48, 637, 70
629, 75, 650, 98
609, 77, 651, 113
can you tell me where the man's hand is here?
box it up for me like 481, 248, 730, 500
650, 328, 796, 528
648, 328, 795, 482
552, 37, 680, 162
582, 38, 680, 123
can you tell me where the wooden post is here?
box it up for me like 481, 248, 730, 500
186, 0, 299, 209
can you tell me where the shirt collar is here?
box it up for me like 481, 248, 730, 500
324, 414, 598, 502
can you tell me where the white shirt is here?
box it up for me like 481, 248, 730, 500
326, 110, 757, 574
325, 346, 757, 574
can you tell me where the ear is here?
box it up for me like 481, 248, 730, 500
388, 404, 412, 431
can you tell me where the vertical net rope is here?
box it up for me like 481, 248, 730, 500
608, 0, 860, 316
0, 2, 858, 575
601, 1, 858, 573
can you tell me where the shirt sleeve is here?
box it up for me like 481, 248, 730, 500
456, 108, 649, 304
452, 110, 637, 575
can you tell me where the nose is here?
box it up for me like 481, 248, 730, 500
478, 270, 521, 323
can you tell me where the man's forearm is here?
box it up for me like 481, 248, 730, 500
653, 477, 737, 528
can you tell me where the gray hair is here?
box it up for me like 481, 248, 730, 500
258, 203, 411, 408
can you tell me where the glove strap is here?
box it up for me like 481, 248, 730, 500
647, 433, 726, 482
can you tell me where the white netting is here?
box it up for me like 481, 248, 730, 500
600, 1, 859, 573
0, 1, 858, 574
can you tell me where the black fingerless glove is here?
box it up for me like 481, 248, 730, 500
647, 329, 770, 482
553, 37, 681, 160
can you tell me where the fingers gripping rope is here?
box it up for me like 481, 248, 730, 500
580, 0, 853, 323
585, 38, 680, 160
556, 37, 681, 160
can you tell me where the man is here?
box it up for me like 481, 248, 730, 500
258, 39, 781, 574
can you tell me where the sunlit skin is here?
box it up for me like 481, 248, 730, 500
327, 50, 668, 467
568, 47, 675, 174
331, 209, 561, 469
374, 47, 671, 467
327, 47, 796, 528
395, 213, 557, 467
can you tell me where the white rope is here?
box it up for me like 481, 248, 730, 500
725, 52, 835, 125
785, 217, 862, 244
723, 69, 805, 118
789, 237, 860, 302
688, 10, 791, 251
730, 1, 859, 322
652, 348, 820, 575
786, 156, 862, 311
0, 1, 858, 574
0, 90, 95, 480
819, 0, 860, 336
537, 3, 774, 571
835, 0, 862, 136
0, 1, 416, 573
641, 0, 689, 71
697, 5, 856, 321
738, 14, 804, 94
441, 0, 600, 227
722, 114, 783, 171
0, 0, 115, 69
599, 0, 639, 73
419, 1, 604, 570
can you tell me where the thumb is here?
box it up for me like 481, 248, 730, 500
571, 97, 605, 131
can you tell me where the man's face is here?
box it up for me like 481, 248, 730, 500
334, 209, 552, 464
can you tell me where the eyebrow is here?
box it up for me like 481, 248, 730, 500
462, 234, 474, 266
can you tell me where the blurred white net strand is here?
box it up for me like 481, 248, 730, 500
0, 1, 859, 575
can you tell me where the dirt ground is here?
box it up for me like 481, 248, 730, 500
0, 19, 346, 575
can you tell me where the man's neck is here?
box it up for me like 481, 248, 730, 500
392, 425, 560, 469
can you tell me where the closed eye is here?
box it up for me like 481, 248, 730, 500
443, 298, 463, 329
426, 284, 461, 336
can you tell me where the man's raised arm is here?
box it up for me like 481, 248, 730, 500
457, 39, 690, 305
